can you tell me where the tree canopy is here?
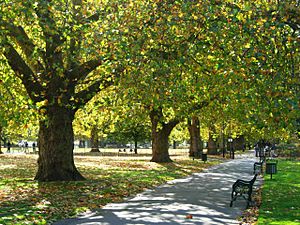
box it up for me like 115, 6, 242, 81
0, 0, 299, 179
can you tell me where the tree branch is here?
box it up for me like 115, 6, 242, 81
68, 59, 102, 82
1, 21, 45, 72
163, 119, 180, 134
35, 1, 65, 58
3, 43, 44, 102
72, 78, 114, 111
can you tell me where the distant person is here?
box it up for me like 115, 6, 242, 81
7, 141, 11, 153
254, 145, 259, 157
24, 141, 28, 153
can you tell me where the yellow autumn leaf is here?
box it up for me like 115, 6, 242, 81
245, 43, 251, 48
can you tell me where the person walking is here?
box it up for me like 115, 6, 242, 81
24, 141, 28, 153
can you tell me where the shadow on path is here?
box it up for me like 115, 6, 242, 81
54, 153, 262, 225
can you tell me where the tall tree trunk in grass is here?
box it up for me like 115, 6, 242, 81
35, 107, 84, 181
150, 108, 179, 162
0, 126, 3, 154
90, 125, 100, 153
208, 131, 218, 155
188, 117, 202, 157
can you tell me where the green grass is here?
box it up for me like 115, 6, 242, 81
0, 153, 221, 224
257, 159, 300, 225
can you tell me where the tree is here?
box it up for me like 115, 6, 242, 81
0, 0, 122, 181
188, 117, 203, 157
107, 104, 151, 153
116, 0, 227, 162
73, 90, 116, 153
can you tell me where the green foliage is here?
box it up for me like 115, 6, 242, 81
73, 90, 116, 139
0, 60, 38, 141
0, 0, 299, 166
258, 159, 300, 224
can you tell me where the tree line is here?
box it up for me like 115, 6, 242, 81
0, 0, 299, 181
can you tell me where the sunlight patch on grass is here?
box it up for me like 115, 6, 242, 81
0, 164, 17, 169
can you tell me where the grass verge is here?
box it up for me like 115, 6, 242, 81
0, 153, 221, 224
257, 159, 300, 225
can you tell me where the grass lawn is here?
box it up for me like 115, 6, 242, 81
0, 151, 222, 225
257, 159, 300, 225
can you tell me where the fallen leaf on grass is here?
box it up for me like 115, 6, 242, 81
186, 214, 193, 219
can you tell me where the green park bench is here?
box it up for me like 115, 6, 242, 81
230, 174, 257, 208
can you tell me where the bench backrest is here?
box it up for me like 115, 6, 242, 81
250, 174, 257, 185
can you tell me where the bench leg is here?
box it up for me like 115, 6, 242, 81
230, 191, 238, 207
230, 190, 234, 207
247, 191, 253, 208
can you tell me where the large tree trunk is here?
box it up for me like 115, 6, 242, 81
34, 107, 85, 181
233, 135, 245, 151
188, 117, 202, 157
208, 132, 218, 155
151, 127, 172, 162
150, 108, 178, 162
90, 125, 100, 152
0, 126, 3, 154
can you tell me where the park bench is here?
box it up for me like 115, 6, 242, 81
230, 174, 257, 208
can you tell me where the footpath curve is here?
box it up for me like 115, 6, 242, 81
54, 152, 262, 225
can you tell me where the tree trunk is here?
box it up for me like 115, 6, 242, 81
150, 108, 178, 162
234, 136, 245, 151
208, 132, 218, 155
0, 126, 3, 154
134, 140, 138, 154
90, 125, 100, 152
188, 117, 202, 157
34, 107, 85, 181
220, 123, 226, 157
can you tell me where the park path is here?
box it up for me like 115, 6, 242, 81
54, 152, 262, 225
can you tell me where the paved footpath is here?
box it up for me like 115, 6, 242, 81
54, 152, 262, 225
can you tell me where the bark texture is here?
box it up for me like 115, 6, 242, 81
34, 107, 85, 181
208, 132, 218, 155
150, 108, 179, 162
0, 126, 3, 154
90, 125, 100, 152
188, 117, 202, 157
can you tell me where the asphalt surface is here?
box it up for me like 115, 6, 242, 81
54, 152, 262, 225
